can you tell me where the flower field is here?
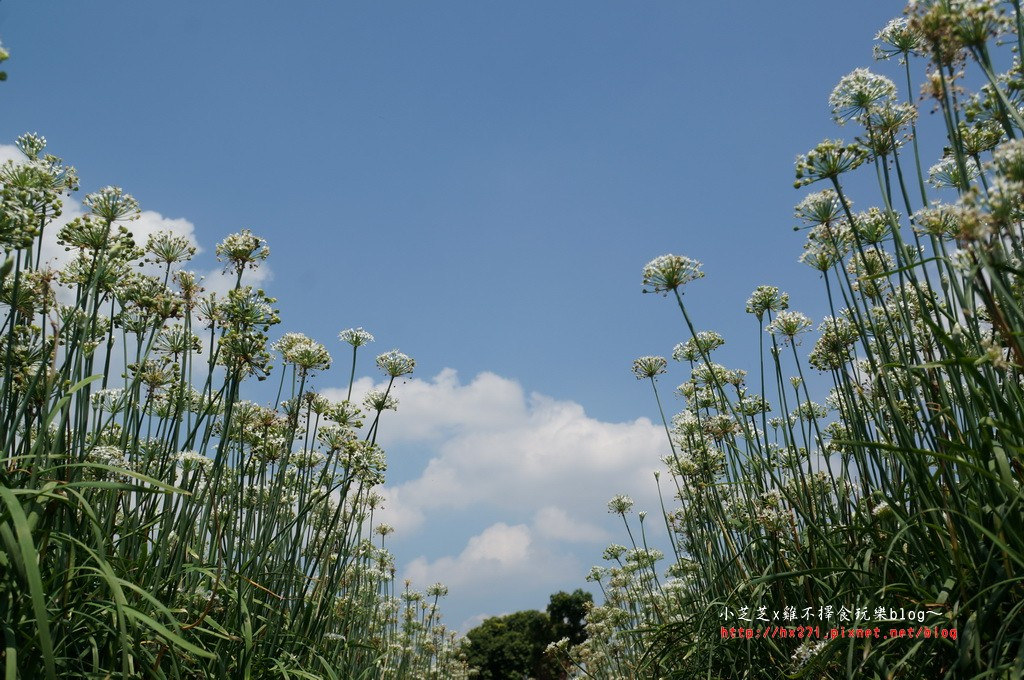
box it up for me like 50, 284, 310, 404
3, 2, 1024, 679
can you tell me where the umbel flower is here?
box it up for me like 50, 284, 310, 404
829, 68, 897, 124
928, 156, 980, 189
874, 17, 923, 61
990, 138, 1024, 183
641, 254, 705, 295
672, 331, 725, 362
15, 132, 46, 160
273, 332, 332, 373
766, 310, 813, 344
84, 186, 140, 223
607, 494, 634, 515
632, 355, 667, 380
339, 327, 375, 347
375, 350, 415, 377
745, 285, 790, 320
146, 231, 197, 266
794, 140, 868, 187
426, 583, 449, 598
795, 189, 843, 227
363, 388, 398, 413
216, 229, 270, 272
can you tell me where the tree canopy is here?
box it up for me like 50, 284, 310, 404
464, 590, 592, 679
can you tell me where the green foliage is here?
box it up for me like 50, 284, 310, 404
547, 589, 592, 647
0, 132, 468, 677
465, 591, 590, 679
560, 2, 1024, 679
465, 610, 552, 679
0, 36, 8, 81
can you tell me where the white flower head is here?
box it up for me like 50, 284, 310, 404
874, 17, 922, 61
376, 350, 415, 377
928, 156, 980, 189
15, 132, 47, 160
607, 494, 634, 515
632, 355, 667, 380
215, 229, 270, 272
829, 68, 897, 124
745, 286, 790, 319
363, 388, 398, 412
339, 327, 375, 347
84, 186, 140, 222
642, 254, 705, 295
766, 310, 813, 344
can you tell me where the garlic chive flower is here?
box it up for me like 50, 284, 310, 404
176, 450, 213, 474
795, 189, 843, 227
215, 229, 270, 272
632, 355, 667, 380
912, 203, 964, 238
15, 132, 47, 160
851, 207, 894, 245
848, 247, 895, 300
363, 388, 398, 412
84, 186, 140, 222
607, 494, 634, 515
273, 332, 331, 373
808, 316, 858, 370
928, 156, 980, 189
794, 140, 869, 187
338, 327, 375, 347
990, 139, 1024, 183
745, 286, 789, 320
641, 254, 705, 295
91, 388, 127, 414
672, 331, 725, 362
146, 231, 197, 266
829, 68, 897, 125
426, 583, 449, 598
375, 350, 415, 377
766, 310, 813, 344
874, 17, 922, 61
791, 640, 827, 670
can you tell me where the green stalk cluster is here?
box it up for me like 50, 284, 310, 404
0, 139, 467, 678
562, 3, 1024, 678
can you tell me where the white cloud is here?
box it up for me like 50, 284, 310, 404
0, 144, 22, 165
321, 368, 668, 629
533, 506, 610, 544
404, 521, 578, 592
335, 369, 665, 536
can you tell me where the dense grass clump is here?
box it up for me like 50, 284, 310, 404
561, 3, 1024, 678
0, 128, 467, 676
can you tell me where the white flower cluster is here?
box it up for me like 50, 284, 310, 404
273, 332, 332, 372
338, 327, 374, 347
375, 350, 415, 377
641, 254, 705, 295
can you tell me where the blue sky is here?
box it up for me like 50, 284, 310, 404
1, 1, 910, 631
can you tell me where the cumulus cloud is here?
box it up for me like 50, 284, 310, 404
533, 506, 610, 543
0, 144, 22, 165
404, 521, 579, 593
324, 368, 666, 536
321, 368, 669, 629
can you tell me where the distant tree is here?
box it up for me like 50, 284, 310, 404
0, 37, 9, 81
464, 610, 551, 679
464, 591, 593, 679
546, 589, 592, 646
